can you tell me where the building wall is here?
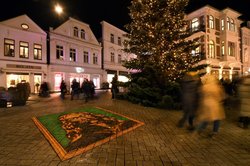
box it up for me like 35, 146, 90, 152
100, 21, 136, 86
0, 15, 47, 93
48, 17, 103, 92
241, 26, 250, 75
186, 6, 243, 80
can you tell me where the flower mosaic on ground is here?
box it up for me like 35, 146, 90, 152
32, 107, 144, 160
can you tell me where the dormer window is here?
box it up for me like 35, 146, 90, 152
73, 27, 78, 37
80, 29, 85, 39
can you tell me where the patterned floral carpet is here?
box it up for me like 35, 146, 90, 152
32, 107, 144, 160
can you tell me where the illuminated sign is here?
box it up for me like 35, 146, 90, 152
75, 67, 84, 73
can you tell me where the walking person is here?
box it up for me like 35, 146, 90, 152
111, 74, 119, 99
81, 78, 91, 102
194, 74, 226, 138
177, 71, 201, 130
71, 79, 80, 100
60, 80, 67, 99
237, 75, 250, 129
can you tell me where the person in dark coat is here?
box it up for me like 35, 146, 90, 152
177, 71, 201, 130
111, 74, 119, 99
60, 80, 67, 99
81, 78, 91, 102
71, 79, 80, 100
237, 75, 250, 129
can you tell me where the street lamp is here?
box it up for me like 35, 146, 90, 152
54, 4, 63, 15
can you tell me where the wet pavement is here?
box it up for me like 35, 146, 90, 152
0, 90, 249, 166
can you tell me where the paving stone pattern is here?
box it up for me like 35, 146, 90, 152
0, 91, 249, 166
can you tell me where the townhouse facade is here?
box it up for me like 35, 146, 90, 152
186, 5, 245, 80
48, 17, 103, 92
0, 15, 47, 93
100, 21, 137, 87
1, 6, 250, 93
241, 22, 250, 75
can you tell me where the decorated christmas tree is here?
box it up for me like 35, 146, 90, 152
123, 0, 203, 108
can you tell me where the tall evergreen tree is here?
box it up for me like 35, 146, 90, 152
124, 0, 200, 82
122, 0, 203, 107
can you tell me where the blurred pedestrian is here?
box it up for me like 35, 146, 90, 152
237, 75, 250, 129
177, 71, 201, 130
111, 74, 119, 99
60, 80, 67, 99
81, 78, 91, 102
71, 79, 80, 100
195, 74, 226, 137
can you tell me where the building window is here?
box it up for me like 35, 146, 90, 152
118, 54, 122, 64
230, 19, 235, 31
110, 34, 114, 43
84, 51, 89, 63
19, 41, 29, 58
209, 15, 214, 29
221, 41, 225, 56
118, 37, 122, 46
80, 29, 85, 39
221, 19, 225, 31
192, 47, 200, 56
4, 38, 15, 57
56, 45, 64, 60
93, 53, 98, 64
73, 27, 78, 37
111, 52, 115, 62
70, 48, 76, 62
228, 41, 235, 57
227, 17, 230, 30
191, 18, 199, 32
34, 44, 42, 60
208, 40, 215, 58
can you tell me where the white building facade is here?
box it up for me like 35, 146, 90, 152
186, 6, 244, 80
0, 15, 47, 93
241, 23, 250, 75
48, 17, 103, 92
100, 21, 137, 86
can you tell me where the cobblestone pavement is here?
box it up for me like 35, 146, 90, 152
0, 91, 249, 166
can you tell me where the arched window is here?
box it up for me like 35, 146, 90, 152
191, 18, 199, 32
209, 40, 215, 58
80, 29, 85, 39
73, 27, 78, 37
209, 15, 214, 29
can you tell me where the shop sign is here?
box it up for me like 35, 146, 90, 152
7, 64, 42, 70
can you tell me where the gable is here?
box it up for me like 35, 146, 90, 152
0, 14, 46, 35
51, 17, 99, 45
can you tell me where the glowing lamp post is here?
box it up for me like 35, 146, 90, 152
54, 4, 63, 15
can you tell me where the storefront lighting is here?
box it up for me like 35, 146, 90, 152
75, 67, 84, 73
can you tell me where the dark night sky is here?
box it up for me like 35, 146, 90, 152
1, 0, 250, 38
